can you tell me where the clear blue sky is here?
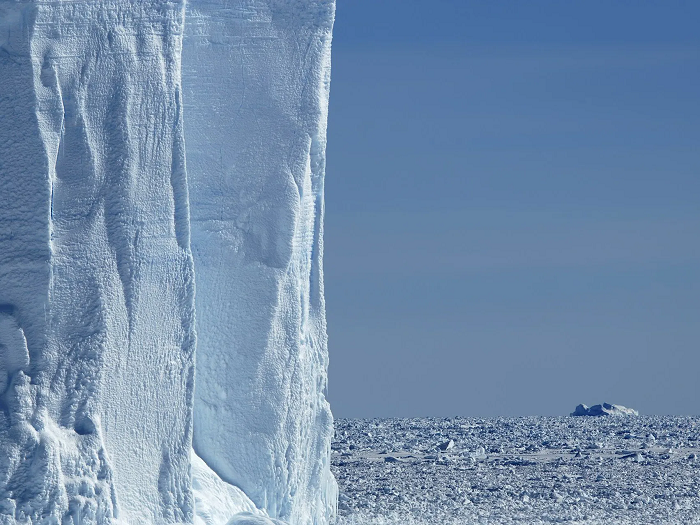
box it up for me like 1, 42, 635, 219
324, 1, 700, 418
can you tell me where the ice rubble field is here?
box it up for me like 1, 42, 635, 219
331, 417, 700, 525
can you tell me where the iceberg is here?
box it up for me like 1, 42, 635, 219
571, 403, 639, 417
182, 2, 337, 524
1, 1, 195, 523
0, 0, 336, 524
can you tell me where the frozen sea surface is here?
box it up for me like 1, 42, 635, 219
331, 417, 700, 525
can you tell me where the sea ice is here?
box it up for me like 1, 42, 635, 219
333, 416, 700, 525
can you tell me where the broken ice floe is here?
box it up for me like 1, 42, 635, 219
438, 439, 455, 451
332, 416, 700, 525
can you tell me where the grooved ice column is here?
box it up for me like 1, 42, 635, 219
0, 2, 196, 523
182, 2, 337, 524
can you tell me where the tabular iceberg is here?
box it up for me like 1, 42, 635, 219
571, 403, 639, 417
0, 0, 336, 524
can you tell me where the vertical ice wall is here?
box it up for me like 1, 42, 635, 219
182, 1, 337, 524
0, 1, 196, 523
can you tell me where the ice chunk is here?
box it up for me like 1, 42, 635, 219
470, 446, 488, 461
182, 1, 337, 524
438, 439, 455, 451
571, 403, 639, 416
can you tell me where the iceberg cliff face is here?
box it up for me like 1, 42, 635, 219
1, 1, 195, 523
182, 2, 337, 524
0, 1, 336, 524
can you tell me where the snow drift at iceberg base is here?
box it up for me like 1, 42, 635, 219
0, 0, 337, 524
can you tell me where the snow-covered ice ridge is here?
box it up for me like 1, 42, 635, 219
0, 1, 336, 524
332, 417, 700, 525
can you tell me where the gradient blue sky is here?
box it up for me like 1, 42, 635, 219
324, 1, 700, 418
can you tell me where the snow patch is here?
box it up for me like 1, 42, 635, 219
192, 450, 266, 525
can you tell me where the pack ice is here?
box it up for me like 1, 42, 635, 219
0, 1, 336, 524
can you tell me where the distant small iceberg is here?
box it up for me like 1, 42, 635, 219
571, 403, 639, 417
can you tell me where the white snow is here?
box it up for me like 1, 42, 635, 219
182, 2, 337, 524
192, 450, 268, 525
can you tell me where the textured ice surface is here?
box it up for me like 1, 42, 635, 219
332, 417, 700, 525
1, 0, 337, 523
0, 1, 196, 523
182, 2, 337, 524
